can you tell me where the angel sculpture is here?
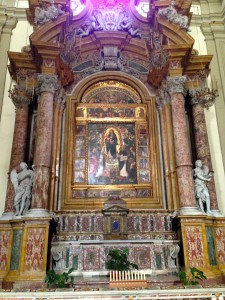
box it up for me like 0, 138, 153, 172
193, 160, 213, 214
10, 162, 34, 216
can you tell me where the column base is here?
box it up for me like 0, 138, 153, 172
25, 208, 50, 218
178, 207, 202, 215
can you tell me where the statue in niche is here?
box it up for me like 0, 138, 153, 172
10, 162, 34, 216
193, 160, 213, 214
168, 244, 180, 269
51, 246, 65, 270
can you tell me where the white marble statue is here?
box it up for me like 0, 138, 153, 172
10, 162, 34, 216
193, 160, 213, 214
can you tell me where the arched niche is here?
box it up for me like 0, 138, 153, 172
61, 72, 163, 210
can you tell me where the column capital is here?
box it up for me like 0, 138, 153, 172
189, 88, 218, 109
9, 86, 32, 109
166, 76, 187, 96
36, 74, 59, 95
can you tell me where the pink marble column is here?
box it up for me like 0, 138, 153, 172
167, 76, 199, 214
3, 86, 32, 218
191, 98, 219, 212
30, 74, 58, 215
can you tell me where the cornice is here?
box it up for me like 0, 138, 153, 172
191, 0, 225, 25
0, 6, 27, 20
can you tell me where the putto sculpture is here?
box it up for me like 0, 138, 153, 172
34, 0, 65, 26
193, 160, 213, 214
158, 0, 189, 31
10, 162, 34, 216
76, 6, 141, 38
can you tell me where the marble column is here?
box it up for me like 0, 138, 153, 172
167, 76, 200, 214
191, 93, 220, 214
29, 74, 59, 216
2, 86, 32, 219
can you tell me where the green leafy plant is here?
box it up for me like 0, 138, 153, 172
45, 267, 75, 288
178, 267, 207, 286
106, 249, 138, 271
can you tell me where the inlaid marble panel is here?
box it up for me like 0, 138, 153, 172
0, 230, 11, 271
10, 229, 22, 270
215, 227, 225, 265
184, 226, 205, 267
25, 227, 45, 271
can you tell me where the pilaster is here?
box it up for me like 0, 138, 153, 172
201, 21, 225, 185
156, 87, 179, 211
0, 16, 17, 119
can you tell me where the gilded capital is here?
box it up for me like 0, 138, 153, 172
9, 86, 32, 109
166, 76, 187, 96
37, 74, 59, 95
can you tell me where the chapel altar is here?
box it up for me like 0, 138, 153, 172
0, 0, 224, 289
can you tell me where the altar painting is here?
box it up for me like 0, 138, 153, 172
88, 123, 137, 185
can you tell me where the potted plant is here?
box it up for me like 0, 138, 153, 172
45, 267, 75, 289
178, 267, 207, 287
106, 249, 138, 271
